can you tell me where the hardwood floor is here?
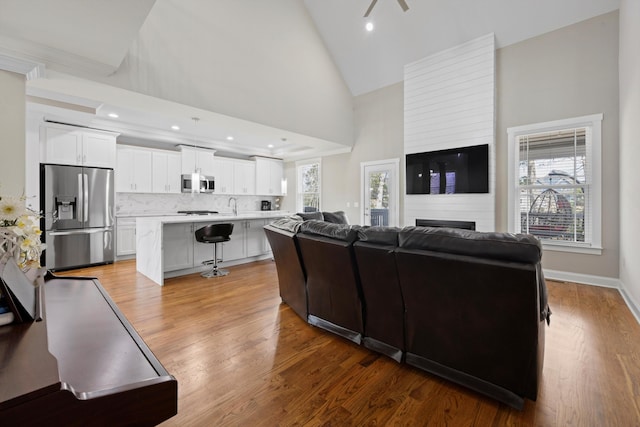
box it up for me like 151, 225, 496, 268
57, 260, 640, 426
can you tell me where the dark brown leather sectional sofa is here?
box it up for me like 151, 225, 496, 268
264, 218, 551, 410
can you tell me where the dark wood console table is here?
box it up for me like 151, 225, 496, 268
0, 273, 177, 426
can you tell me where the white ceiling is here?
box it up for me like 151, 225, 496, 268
304, 0, 620, 96
1, 0, 621, 159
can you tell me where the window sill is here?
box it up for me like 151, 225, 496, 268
541, 242, 602, 255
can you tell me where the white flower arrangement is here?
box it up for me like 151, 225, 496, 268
0, 195, 44, 270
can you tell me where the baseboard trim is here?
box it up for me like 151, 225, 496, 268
543, 269, 620, 288
618, 283, 640, 325
544, 269, 640, 325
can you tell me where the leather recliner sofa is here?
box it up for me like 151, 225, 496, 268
264, 218, 551, 410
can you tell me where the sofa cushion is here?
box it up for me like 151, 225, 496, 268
269, 215, 303, 233
399, 226, 542, 264
322, 211, 349, 224
357, 226, 400, 246
297, 211, 324, 221
299, 220, 360, 243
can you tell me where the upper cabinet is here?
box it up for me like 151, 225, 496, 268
180, 146, 215, 177
212, 158, 255, 195
152, 151, 181, 194
212, 158, 234, 194
41, 123, 118, 168
254, 157, 284, 196
116, 146, 153, 193
233, 160, 256, 195
116, 146, 182, 194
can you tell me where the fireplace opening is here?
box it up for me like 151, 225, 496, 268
416, 219, 476, 230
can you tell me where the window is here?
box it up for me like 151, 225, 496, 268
507, 114, 602, 254
296, 159, 321, 213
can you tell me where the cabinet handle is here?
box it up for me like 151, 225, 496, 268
83, 154, 87, 163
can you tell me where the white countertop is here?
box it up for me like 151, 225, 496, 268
135, 211, 289, 224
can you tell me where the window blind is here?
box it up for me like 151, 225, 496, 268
517, 127, 591, 244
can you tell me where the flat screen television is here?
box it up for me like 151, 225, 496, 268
406, 144, 489, 194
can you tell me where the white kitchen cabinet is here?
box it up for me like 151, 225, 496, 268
137, 215, 285, 285
116, 217, 137, 256
246, 219, 269, 257
193, 219, 267, 263
170, 217, 280, 275
254, 157, 284, 195
180, 146, 216, 177
211, 158, 255, 195
41, 123, 117, 168
164, 223, 194, 272
222, 220, 246, 261
212, 158, 234, 194
116, 145, 153, 193
233, 160, 256, 195
152, 151, 181, 193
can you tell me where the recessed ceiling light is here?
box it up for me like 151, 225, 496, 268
268, 144, 274, 148
226, 136, 234, 141
171, 125, 180, 131
108, 112, 119, 118
365, 22, 374, 32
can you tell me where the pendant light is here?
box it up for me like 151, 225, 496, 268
191, 117, 201, 193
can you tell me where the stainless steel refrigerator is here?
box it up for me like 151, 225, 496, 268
41, 164, 115, 270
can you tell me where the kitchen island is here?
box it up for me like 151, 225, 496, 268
136, 211, 288, 285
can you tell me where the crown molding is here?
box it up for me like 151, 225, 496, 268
0, 35, 114, 77
0, 50, 45, 80
280, 145, 353, 162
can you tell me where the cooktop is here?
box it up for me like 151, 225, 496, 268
177, 210, 219, 215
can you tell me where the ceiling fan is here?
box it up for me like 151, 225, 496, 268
364, 0, 409, 18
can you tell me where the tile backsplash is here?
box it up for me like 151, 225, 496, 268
116, 193, 282, 216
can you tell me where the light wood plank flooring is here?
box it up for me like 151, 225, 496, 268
57, 260, 640, 426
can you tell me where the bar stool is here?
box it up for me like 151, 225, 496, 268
195, 223, 234, 278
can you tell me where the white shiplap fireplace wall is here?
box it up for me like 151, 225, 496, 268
404, 33, 496, 231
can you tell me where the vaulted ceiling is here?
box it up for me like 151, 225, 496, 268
304, 0, 620, 96
0, 0, 620, 159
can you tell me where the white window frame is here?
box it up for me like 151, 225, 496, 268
507, 114, 602, 255
295, 158, 321, 214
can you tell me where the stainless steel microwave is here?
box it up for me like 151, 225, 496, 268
181, 174, 215, 193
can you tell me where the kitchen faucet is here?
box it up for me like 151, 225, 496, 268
228, 197, 238, 216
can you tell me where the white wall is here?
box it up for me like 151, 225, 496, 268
497, 11, 620, 279
404, 34, 496, 231
0, 69, 25, 196
619, 0, 640, 313
99, 0, 354, 147
282, 82, 404, 222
